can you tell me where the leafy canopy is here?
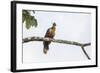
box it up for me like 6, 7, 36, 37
22, 10, 38, 29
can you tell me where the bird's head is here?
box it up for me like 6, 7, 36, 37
51, 22, 56, 30
53, 22, 56, 27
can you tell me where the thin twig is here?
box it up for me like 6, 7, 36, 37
81, 46, 91, 60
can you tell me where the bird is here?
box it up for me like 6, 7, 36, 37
43, 22, 56, 54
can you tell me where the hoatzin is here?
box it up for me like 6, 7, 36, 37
43, 22, 56, 54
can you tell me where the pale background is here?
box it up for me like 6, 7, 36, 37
0, 0, 100, 73
23, 10, 91, 63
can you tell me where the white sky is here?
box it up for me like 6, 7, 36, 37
23, 10, 91, 64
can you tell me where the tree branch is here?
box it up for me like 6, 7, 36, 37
81, 46, 91, 60
22, 36, 91, 60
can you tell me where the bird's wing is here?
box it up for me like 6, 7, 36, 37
45, 28, 55, 38
45, 28, 51, 37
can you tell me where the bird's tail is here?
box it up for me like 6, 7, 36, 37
43, 44, 49, 54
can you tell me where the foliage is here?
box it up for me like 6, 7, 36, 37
22, 10, 38, 29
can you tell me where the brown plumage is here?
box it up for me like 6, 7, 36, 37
43, 23, 56, 54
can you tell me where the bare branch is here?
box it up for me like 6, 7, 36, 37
22, 36, 91, 60
23, 36, 90, 46
81, 46, 91, 60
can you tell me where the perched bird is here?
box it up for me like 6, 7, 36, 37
43, 22, 56, 54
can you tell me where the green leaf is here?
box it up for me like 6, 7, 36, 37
30, 16, 37, 27
22, 14, 25, 23
34, 19, 38, 27
22, 10, 30, 23
22, 10, 38, 29
25, 18, 31, 29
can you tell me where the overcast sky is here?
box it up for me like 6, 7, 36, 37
23, 10, 91, 63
